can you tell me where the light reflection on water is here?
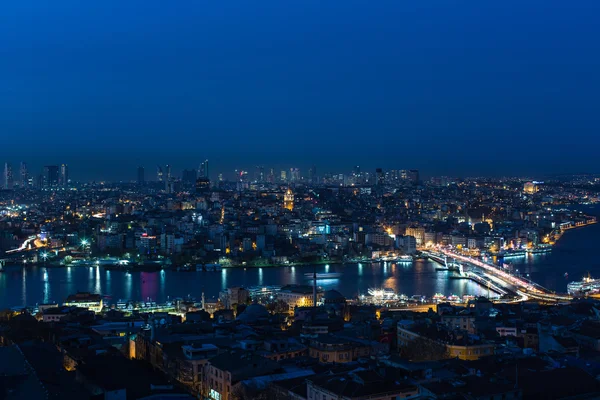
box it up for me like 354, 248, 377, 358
0, 261, 505, 308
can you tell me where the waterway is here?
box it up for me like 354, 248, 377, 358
507, 208, 600, 293
0, 261, 489, 309
1, 204, 598, 309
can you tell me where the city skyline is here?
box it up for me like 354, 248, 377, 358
2, 158, 592, 185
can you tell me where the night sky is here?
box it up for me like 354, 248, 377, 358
2, 1, 599, 181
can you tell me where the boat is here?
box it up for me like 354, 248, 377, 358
433, 293, 446, 302
367, 288, 396, 299
567, 274, 600, 296
462, 295, 476, 302
304, 272, 342, 279
447, 294, 461, 303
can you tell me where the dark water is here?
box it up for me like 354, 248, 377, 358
508, 220, 600, 292
0, 261, 489, 309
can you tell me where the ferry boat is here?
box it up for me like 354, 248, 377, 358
462, 295, 476, 302
447, 294, 461, 303
433, 293, 446, 302
567, 274, 600, 296
367, 288, 396, 299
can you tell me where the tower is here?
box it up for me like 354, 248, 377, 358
308, 165, 317, 184
3, 162, 13, 189
198, 160, 209, 179
283, 187, 294, 211
137, 166, 145, 185
157, 165, 163, 182
42, 165, 59, 189
59, 164, 69, 188
19, 162, 28, 187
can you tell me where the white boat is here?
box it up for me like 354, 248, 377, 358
568, 275, 600, 296
368, 288, 396, 299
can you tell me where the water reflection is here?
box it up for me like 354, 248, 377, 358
94, 266, 101, 294
43, 268, 50, 304
221, 268, 228, 289
0, 261, 504, 308
21, 268, 27, 306
125, 273, 132, 300
105, 270, 111, 296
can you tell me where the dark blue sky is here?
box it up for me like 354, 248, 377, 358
2, 1, 599, 181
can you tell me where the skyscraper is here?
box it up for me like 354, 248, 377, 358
198, 160, 209, 179
42, 166, 59, 189
19, 162, 28, 187
3, 162, 13, 189
182, 169, 197, 187
376, 168, 384, 186
165, 164, 171, 192
59, 164, 69, 188
157, 165, 163, 182
137, 166, 145, 185
408, 169, 419, 185
268, 168, 275, 183
308, 165, 317, 184
290, 168, 300, 182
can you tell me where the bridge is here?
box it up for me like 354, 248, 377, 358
436, 249, 572, 302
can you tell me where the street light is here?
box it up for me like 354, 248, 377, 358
41, 252, 49, 263
81, 239, 89, 247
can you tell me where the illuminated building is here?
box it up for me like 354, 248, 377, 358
195, 177, 211, 194
523, 181, 539, 194
405, 226, 425, 246
137, 166, 145, 185
156, 165, 163, 182
280, 170, 287, 182
59, 164, 69, 188
283, 187, 294, 211
3, 162, 12, 189
64, 292, 103, 313
42, 165, 59, 189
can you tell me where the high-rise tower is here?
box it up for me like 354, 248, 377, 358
3, 162, 13, 189
59, 164, 69, 188
137, 166, 145, 185
19, 162, 28, 187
